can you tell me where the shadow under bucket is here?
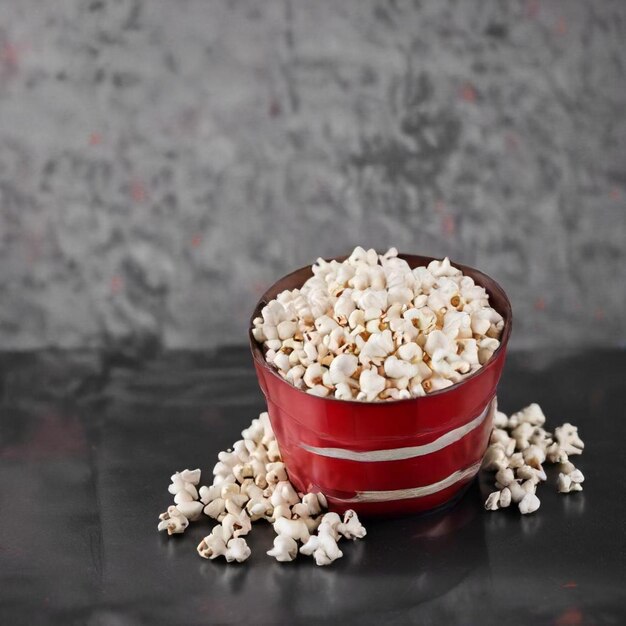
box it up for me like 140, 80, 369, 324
249, 254, 512, 516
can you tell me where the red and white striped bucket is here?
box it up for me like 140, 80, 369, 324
250, 254, 512, 517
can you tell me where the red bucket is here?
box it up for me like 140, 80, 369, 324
249, 254, 512, 517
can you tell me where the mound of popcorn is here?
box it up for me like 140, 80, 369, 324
252, 247, 504, 401
482, 403, 585, 515
158, 411, 366, 566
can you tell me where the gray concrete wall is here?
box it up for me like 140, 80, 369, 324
1, 0, 624, 351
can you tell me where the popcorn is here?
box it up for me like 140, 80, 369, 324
273, 517, 310, 543
328, 353, 359, 385
303, 363, 326, 389
484, 491, 502, 511
508, 403, 547, 429
252, 248, 504, 401
197, 526, 228, 559
157, 506, 189, 535
384, 355, 418, 380
267, 534, 299, 562
158, 411, 366, 567
354, 367, 381, 401
224, 538, 251, 563
300, 527, 343, 566
518, 493, 541, 515
556, 461, 585, 493
338, 509, 367, 540
481, 402, 586, 515
554, 423, 585, 456
175, 500, 203, 521
222, 510, 252, 540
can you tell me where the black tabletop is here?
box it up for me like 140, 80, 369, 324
0, 348, 624, 625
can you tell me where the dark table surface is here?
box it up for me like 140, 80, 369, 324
0, 348, 624, 625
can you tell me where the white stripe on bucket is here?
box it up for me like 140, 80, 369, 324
300, 398, 494, 463
330, 461, 482, 503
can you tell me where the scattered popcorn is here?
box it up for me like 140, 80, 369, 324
158, 411, 366, 566
252, 247, 504, 401
159, 403, 584, 566
300, 514, 344, 566
273, 516, 310, 543
518, 492, 541, 515
338, 509, 367, 540
224, 537, 252, 563
554, 423, 585, 456
157, 505, 189, 535
508, 403, 546, 429
556, 461, 585, 493
169, 468, 201, 503
197, 526, 228, 559
481, 402, 586, 514
175, 500, 203, 521
267, 534, 299, 562
484, 491, 501, 511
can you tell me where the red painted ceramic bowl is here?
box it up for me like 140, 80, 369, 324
249, 254, 512, 517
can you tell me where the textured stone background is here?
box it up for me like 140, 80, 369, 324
0, 0, 624, 351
